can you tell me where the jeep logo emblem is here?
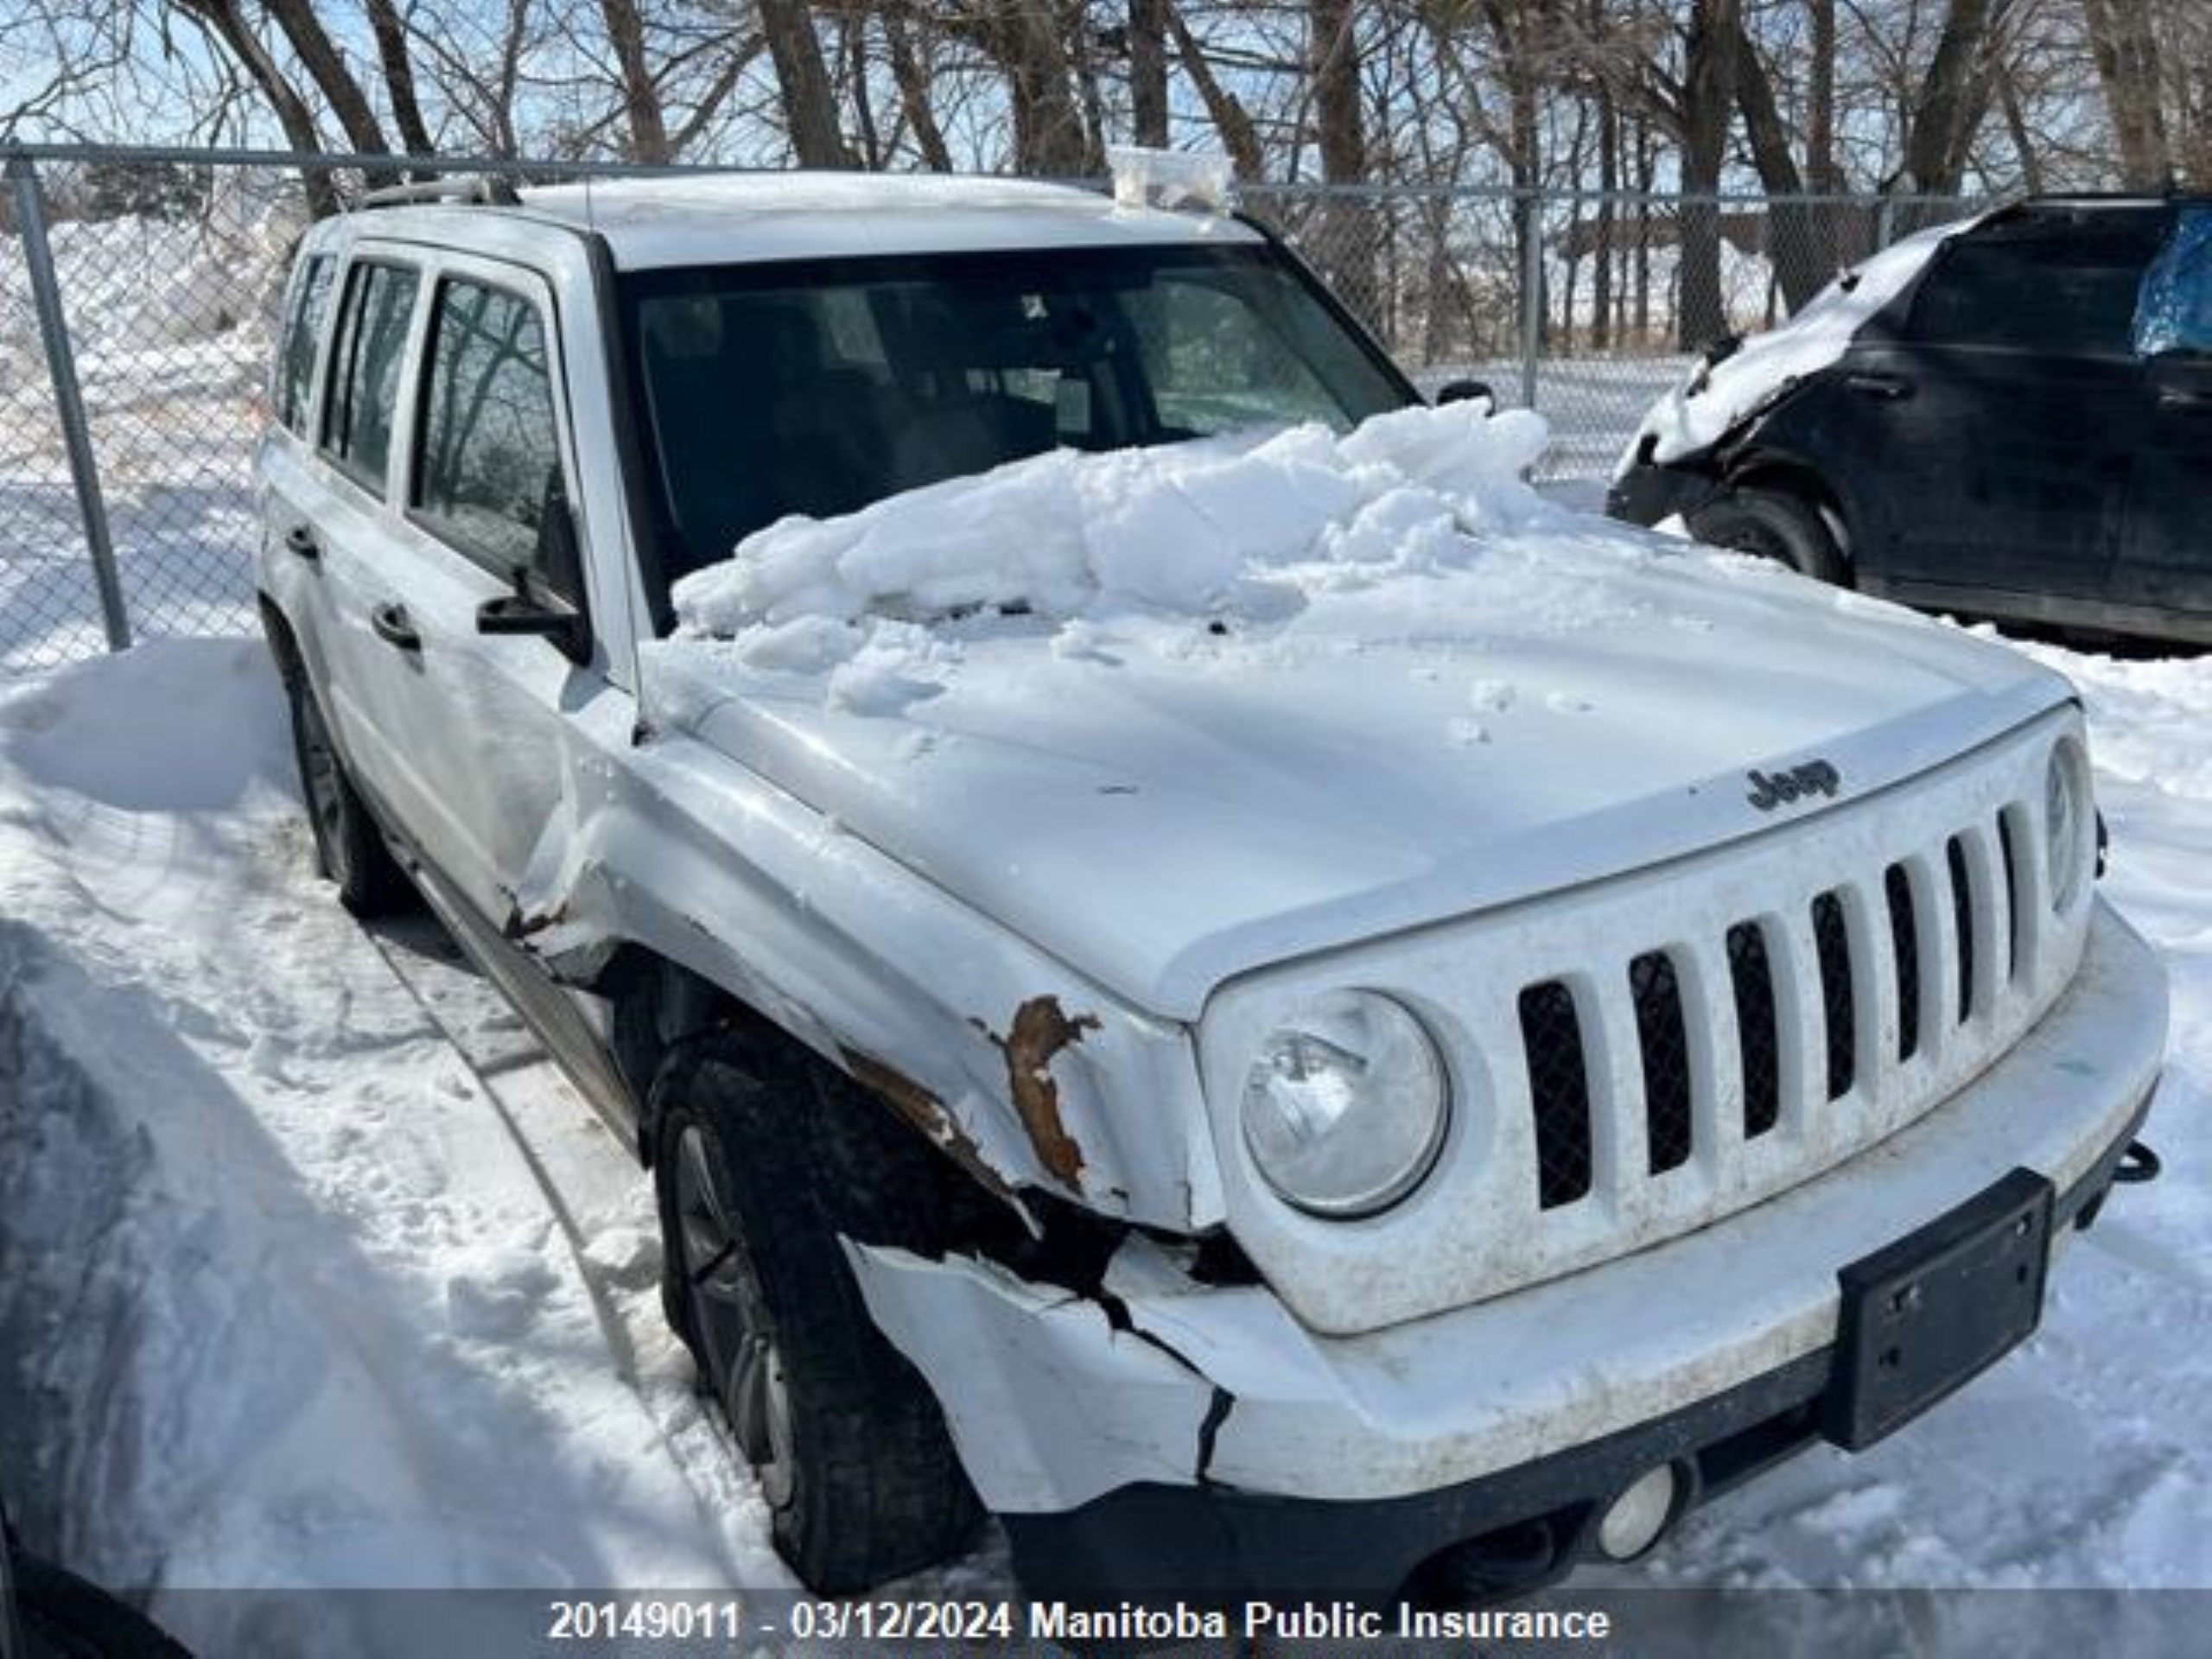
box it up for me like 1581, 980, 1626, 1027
1746, 760, 1840, 811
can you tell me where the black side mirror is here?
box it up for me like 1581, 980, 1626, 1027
1433, 378, 1495, 411
476, 582, 588, 661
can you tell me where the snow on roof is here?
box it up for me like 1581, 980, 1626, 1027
1621, 213, 1985, 474
515, 171, 1261, 269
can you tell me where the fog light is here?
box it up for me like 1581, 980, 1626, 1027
1597, 1465, 1681, 1560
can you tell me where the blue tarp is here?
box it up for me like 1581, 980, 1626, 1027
2133, 207, 2212, 357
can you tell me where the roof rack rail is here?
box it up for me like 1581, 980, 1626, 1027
356, 175, 522, 212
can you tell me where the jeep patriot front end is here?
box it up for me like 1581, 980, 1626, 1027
254, 168, 2165, 1606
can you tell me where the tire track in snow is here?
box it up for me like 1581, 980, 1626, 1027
359, 915, 795, 1592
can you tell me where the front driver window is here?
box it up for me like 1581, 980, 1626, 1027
414, 278, 569, 590
2133, 208, 2212, 358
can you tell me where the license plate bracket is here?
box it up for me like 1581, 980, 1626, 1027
1823, 1166, 2054, 1452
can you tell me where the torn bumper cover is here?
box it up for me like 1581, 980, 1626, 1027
848, 906, 2164, 1600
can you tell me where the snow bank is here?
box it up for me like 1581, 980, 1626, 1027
1, 175, 299, 360
671, 403, 1559, 713
0, 643, 777, 1652
1620, 215, 1980, 473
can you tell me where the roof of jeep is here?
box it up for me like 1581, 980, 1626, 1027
346, 172, 1264, 271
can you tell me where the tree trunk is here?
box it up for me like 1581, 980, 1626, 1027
1997, 65, 2045, 193
1166, 4, 1264, 178
1807, 0, 1837, 192
174, 0, 340, 213
884, 10, 953, 170
2082, 0, 2172, 188
1129, 0, 1169, 148
263, 0, 395, 176
1592, 0, 1616, 352
1898, 0, 1993, 194
595, 0, 671, 162
841, 11, 882, 167
1479, 1, 1544, 344
1677, 0, 1740, 350
967, 3, 1095, 175
364, 0, 435, 159
759, 0, 855, 167
1309, 0, 1377, 324
1732, 17, 1831, 309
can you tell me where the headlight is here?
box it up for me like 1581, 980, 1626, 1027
2044, 736, 2092, 914
1240, 991, 1449, 1217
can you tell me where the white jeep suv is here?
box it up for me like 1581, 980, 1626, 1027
255, 170, 2166, 1607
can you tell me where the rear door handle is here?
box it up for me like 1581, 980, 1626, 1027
370, 601, 421, 652
2158, 390, 2212, 414
283, 524, 321, 560
1846, 372, 1914, 400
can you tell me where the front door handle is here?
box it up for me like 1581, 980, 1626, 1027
1846, 372, 1914, 400
2158, 389, 2212, 414
283, 524, 321, 560
369, 601, 421, 652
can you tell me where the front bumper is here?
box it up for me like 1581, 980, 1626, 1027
849, 900, 2165, 1598
1605, 457, 1719, 528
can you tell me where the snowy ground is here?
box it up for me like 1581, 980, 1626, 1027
0, 625, 2204, 1655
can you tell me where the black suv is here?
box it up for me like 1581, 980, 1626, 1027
1610, 195, 2212, 645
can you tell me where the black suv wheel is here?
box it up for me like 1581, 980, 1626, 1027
650, 1035, 982, 1592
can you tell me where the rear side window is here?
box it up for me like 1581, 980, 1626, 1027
412, 279, 567, 582
321, 261, 420, 490
275, 254, 334, 432
1908, 214, 2169, 355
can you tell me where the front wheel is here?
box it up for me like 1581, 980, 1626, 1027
651, 1036, 982, 1592
1688, 486, 1849, 585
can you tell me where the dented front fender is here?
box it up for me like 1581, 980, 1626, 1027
501, 720, 1225, 1230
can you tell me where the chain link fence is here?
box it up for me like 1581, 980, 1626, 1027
0, 143, 1975, 675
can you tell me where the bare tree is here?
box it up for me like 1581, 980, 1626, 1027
1892, 0, 1995, 195
760, 0, 855, 164
2081, 0, 2171, 187
1166, 3, 1264, 177
1127, 0, 1169, 146
596, 0, 673, 161
364, 0, 435, 154
883, 7, 956, 168
263, 0, 397, 162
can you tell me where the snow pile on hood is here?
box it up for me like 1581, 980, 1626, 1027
1620, 213, 1983, 474
670, 402, 1571, 714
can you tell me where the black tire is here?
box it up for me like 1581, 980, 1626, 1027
651, 1034, 983, 1592
283, 672, 410, 917
1689, 486, 1849, 585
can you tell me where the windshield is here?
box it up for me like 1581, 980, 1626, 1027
618, 243, 1414, 589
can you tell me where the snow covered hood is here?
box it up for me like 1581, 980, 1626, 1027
647, 404, 2072, 1019
1623, 213, 1984, 473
